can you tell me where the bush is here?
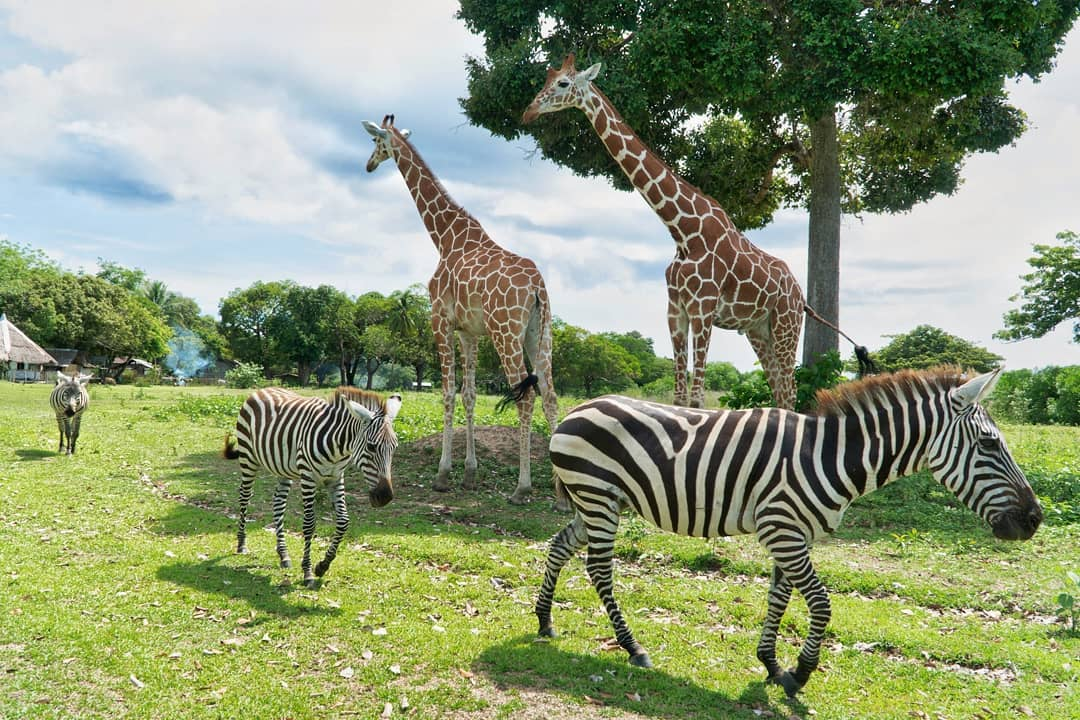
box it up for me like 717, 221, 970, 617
986, 365, 1080, 426
225, 362, 264, 389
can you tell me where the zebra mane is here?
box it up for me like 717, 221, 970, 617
811, 366, 967, 417
331, 386, 386, 414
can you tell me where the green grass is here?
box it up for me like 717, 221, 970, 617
1, 382, 1077, 719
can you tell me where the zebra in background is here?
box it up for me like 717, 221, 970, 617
224, 386, 402, 587
537, 367, 1041, 696
50, 371, 91, 455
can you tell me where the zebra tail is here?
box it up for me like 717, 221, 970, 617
803, 304, 877, 378
495, 374, 539, 414
222, 434, 241, 460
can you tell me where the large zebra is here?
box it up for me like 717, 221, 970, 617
50, 371, 91, 455
224, 386, 402, 587
537, 367, 1041, 696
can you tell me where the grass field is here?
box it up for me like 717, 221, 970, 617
1, 381, 1077, 720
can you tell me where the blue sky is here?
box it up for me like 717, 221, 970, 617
1, 1, 1077, 371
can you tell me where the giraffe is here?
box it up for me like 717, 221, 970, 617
363, 115, 567, 509
524, 54, 848, 410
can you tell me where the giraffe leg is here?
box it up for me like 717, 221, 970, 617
314, 473, 349, 579
667, 296, 690, 407
508, 386, 536, 505
525, 311, 569, 512
458, 333, 479, 489
535, 509, 587, 637
757, 523, 832, 696
688, 310, 716, 409
748, 324, 796, 411
432, 315, 456, 492
272, 476, 293, 569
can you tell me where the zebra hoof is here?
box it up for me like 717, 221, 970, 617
236, 545, 248, 555
314, 561, 330, 578
303, 577, 317, 589
767, 669, 802, 698
629, 652, 652, 668
537, 625, 557, 639
280, 558, 292, 569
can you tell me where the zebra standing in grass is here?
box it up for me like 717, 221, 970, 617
50, 371, 91, 455
537, 367, 1042, 696
224, 386, 402, 587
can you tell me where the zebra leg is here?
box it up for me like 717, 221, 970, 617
236, 465, 256, 554
756, 564, 796, 691
535, 510, 587, 637
56, 417, 67, 454
298, 474, 318, 587
69, 414, 82, 455
760, 542, 832, 696
271, 477, 293, 569
314, 474, 349, 578
584, 519, 652, 667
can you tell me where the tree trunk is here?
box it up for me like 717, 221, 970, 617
802, 109, 842, 367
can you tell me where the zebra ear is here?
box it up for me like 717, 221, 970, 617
77, 373, 92, 384
56, 372, 70, 384
384, 394, 402, 422
347, 400, 375, 425
954, 367, 1002, 408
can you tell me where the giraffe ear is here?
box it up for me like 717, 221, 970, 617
362, 120, 388, 139
399, 128, 411, 139
577, 62, 602, 84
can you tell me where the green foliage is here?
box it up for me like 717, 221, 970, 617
870, 325, 1002, 373
989, 366, 1080, 426
723, 369, 773, 409
218, 280, 292, 375
153, 393, 245, 422
704, 361, 741, 392
795, 350, 845, 411
1057, 570, 1080, 637
552, 320, 639, 396
224, 362, 264, 389
997, 230, 1080, 343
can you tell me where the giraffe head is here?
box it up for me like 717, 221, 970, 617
521, 53, 602, 124
362, 114, 411, 172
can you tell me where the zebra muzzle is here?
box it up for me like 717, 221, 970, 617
369, 482, 394, 508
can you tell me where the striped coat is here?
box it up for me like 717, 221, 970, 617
50, 372, 91, 455
226, 386, 402, 587
537, 368, 1041, 695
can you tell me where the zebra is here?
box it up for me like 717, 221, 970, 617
536, 367, 1042, 696
50, 371, 91, 455
224, 386, 402, 587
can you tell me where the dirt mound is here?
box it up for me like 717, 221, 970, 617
407, 425, 548, 464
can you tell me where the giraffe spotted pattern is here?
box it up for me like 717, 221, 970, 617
363, 115, 567, 509
524, 54, 807, 410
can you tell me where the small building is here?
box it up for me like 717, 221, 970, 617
0, 314, 57, 382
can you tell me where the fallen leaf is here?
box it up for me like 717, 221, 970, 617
464, 601, 478, 617
372, 627, 388, 636
400, 696, 410, 711
584, 695, 604, 706
432, 625, 446, 633
362, 650, 374, 661
389, 664, 401, 675
381, 702, 393, 718
457, 668, 475, 679
340, 667, 354, 679
129, 675, 144, 689
625, 692, 641, 702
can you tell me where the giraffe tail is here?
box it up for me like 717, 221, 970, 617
495, 374, 539, 414
803, 304, 876, 377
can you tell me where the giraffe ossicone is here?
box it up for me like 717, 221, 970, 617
362, 114, 568, 510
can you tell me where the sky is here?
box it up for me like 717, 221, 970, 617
0, 0, 1077, 372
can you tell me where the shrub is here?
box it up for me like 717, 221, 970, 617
225, 362, 264, 389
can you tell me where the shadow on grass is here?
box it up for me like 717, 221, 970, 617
15, 448, 60, 461
474, 633, 803, 720
155, 553, 339, 620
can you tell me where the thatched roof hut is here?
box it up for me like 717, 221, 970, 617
0, 313, 57, 382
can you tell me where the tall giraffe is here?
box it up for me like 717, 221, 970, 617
363, 115, 567, 509
524, 54, 864, 409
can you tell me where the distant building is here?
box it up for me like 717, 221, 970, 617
0, 313, 57, 382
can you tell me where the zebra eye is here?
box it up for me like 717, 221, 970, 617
978, 437, 997, 452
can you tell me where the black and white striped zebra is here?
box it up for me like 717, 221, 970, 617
224, 386, 402, 587
536, 367, 1041, 696
50, 371, 91, 455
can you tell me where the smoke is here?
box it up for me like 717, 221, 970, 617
165, 327, 213, 380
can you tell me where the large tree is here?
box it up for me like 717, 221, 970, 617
218, 281, 292, 378
996, 229, 1080, 344
459, 0, 1079, 366
871, 324, 1002, 373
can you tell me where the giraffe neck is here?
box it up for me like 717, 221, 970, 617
390, 136, 477, 258
582, 88, 709, 246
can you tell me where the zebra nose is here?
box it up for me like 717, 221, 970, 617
1026, 505, 1043, 533
369, 482, 394, 508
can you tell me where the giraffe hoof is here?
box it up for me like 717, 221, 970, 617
629, 652, 652, 668
433, 478, 451, 492
508, 490, 530, 505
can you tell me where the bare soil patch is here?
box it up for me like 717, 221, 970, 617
407, 426, 549, 465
